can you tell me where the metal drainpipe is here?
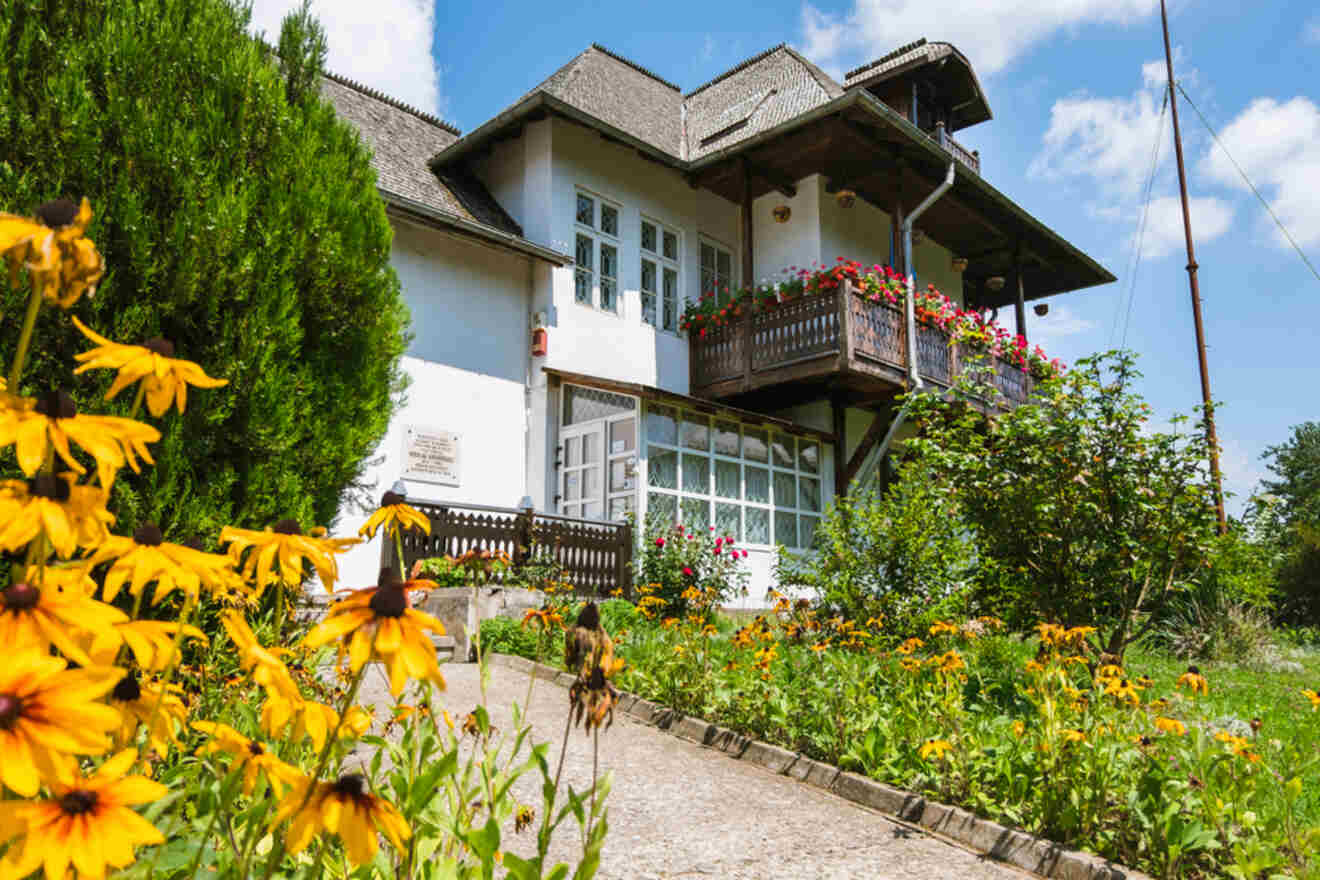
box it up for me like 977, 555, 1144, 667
872, 161, 957, 468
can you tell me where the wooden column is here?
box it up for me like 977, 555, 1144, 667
1013, 244, 1027, 342
892, 157, 907, 275
740, 156, 754, 286
831, 395, 848, 498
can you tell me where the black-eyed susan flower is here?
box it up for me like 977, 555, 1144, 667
303, 571, 446, 697
0, 749, 165, 879
85, 619, 209, 672
0, 650, 124, 796
358, 490, 430, 539
0, 390, 159, 488
271, 772, 410, 867
1060, 728, 1086, 744
1154, 717, 1187, 737
928, 620, 959, 637
82, 522, 236, 605
0, 567, 127, 663
261, 696, 369, 751
220, 519, 360, 594
70, 317, 228, 417
1176, 666, 1209, 696
110, 670, 188, 754
919, 738, 953, 760
0, 473, 115, 558
896, 637, 924, 655
192, 721, 300, 796
0, 197, 104, 308
564, 603, 624, 731
222, 611, 302, 702
515, 804, 535, 833
1303, 688, 1319, 710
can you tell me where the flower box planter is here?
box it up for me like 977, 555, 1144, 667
417, 586, 545, 663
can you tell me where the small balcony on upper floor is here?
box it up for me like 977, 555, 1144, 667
688, 279, 1035, 411
929, 122, 979, 174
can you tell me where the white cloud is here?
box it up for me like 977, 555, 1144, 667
797, 0, 1157, 79
1197, 96, 1320, 248
1031, 86, 1168, 198
1026, 303, 1096, 343
1219, 434, 1268, 511
1306, 16, 1320, 44
1139, 195, 1234, 258
247, 0, 443, 117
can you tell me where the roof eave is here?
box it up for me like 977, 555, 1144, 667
382, 188, 570, 265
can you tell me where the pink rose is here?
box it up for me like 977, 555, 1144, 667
715, 537, 724, 547
655, 537, 665, 548
713, 548, 721, 555
683, 567, 693, 577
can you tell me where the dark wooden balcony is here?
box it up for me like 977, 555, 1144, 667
689, 280, 1033, 408
931, 122, 980, 174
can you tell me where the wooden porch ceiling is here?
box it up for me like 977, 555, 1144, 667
688, 110, 1112, 306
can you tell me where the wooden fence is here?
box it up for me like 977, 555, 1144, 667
385, 500, 633, 598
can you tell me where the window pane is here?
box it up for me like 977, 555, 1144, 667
582, 433, 599, 464
563, 502, 579, 518
716, 503, 741, 541
798, 442, 820, 474
798, 477, 820, 512
775, 511, 798, 548
576, 194, 594, 227
771, 435, 794, 468
774, 472, 796, 510
745, 507, 769, 544
583, 500, 603, 519
610, 418, 635, 453
701, 242, 715, 269
663, 269, 678, 331
681, 497, 709, 532
575, 269, 592, 304
582, 467, 599, 499
600, 204, 618, 236
565, 471, 581, 500
716, 248, 732, 281
800, 515, 820, 548
565, 385, 636, 424
648, 448, 677, 489
600, 243, 616, 278
610, 459, 632, 492
714, 421, 740, 456
575, 235, 593, 269
641, 292, 657, 327
646, 405, 677, 445
641, 222, 657, 252
608, 496, 634, 521
681, 453, 709, 494
745, 465, 769, 503
681, 415, 709, 451
700, 267, 716, 300
641, 260, 656, 292
663, 230, 677, 260
564, 436, 580, 467
715, 460, 740, 498
743, 429, 768, 463
647, 492, 676, 525
600, 278, 617, 312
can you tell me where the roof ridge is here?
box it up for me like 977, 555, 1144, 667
844, 37, 927, 82
323, 70, 461, 135
588, 43, 681, 92
684, 43, 788, 98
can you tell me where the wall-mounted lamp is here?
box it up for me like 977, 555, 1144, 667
835, 189, 856, 209
772, 205, 792, 223
986, 276, 1006, 292
950, 257, 968, 273
1034, 303, 1049, 317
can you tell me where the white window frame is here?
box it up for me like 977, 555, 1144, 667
574, 189, 622, 315
698, 235, 736, 306
640, 216, 681, 333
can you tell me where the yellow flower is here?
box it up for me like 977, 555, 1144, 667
1176, 666, 1209, 696
70, 316, 228, 417
357, 490, 431, 539
86, 619, 208, 672
936, 650, 966, 674
0, 650, 124, 796
929, 620, 959, 637
110, 670, 188, 755
302, 572, 447, 696
0, 749, 166, 879
271, 772, 410, 867
0, 473, 115, 558
220, 519, 360, 594
261, 696, 365, 751
1012, 720, 1026, 738
0, 197, 104, 308
192, 722, 300, 796
222, 612, 302, 702
919, 738, 953, 760
896, 637, 924, 655
1060, 728, 1086, 744
1154, 717, 1187, 737
0, 390, 159, 488
1303, 689, 1319, 710
0, 566, 128, 663
82, 522, 237, 605
1104, 677, 1141, 706
1096, 664, 1124, 681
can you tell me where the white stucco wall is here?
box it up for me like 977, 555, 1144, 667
537, 119, 741, 395
752, 175, 823, 281
334, 220, 533, 590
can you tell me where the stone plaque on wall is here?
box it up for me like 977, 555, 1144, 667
402, 425, 460, 486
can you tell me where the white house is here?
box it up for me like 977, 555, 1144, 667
322, 40, 1113, 602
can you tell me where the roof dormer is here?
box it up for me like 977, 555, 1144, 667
844, 39, 991, 134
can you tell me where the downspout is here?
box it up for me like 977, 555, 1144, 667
872, 161, 956, 468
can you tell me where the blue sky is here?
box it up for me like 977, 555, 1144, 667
250, 0, 1320, 513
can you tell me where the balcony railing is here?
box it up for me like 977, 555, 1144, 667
690, 280, 1033, 405
931, 122, 979, 174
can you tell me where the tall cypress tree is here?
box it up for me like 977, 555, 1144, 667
0, 0, 409, 537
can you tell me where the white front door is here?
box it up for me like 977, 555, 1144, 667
560, 415, 638, 521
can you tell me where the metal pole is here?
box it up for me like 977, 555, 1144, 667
1162, 0, 1227, 534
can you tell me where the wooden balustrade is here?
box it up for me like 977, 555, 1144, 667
690, 280, 1035, 406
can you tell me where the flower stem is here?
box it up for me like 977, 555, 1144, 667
7, 279, 43, 390
129, 383, 146, 420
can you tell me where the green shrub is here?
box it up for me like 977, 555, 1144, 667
635, 516, 750, 615
0, 0, 408, 541
478, 616, 539, 661
413, 556, 469, 588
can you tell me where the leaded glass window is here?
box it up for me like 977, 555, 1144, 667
642, 217, 680, 332
563, 384, 636, 425
574, 189, 619, 313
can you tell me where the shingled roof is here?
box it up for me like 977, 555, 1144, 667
844, 39, 992, 131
